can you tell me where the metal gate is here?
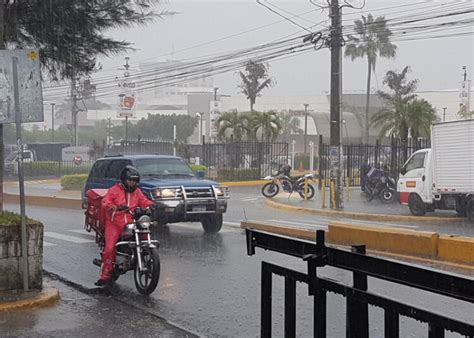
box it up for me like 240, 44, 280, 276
246, 229, 474, 337
202, 141, 289, 181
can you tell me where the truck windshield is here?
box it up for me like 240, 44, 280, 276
135, 158, 194, 177
404, 152, 426, 172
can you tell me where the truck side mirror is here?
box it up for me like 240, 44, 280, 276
400, 167, 407, 175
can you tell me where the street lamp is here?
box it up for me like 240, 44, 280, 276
303, 103, 309, 155
196, 112, 203, 144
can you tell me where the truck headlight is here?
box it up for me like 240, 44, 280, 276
214, 187, 224, 196
138, 215, 151, 229
153, 188, 177, 198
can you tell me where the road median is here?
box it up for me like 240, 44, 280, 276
241, 220, 474, 268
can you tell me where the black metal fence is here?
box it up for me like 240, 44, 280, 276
6, 160, 94, 177
318, 136, 430, 186
246, 229, 474, 337
202, 141, 289, 181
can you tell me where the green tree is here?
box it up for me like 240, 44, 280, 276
279, 111, 302, 141
371, 68, 437, 142
132, 114, 197, 142
238, 60, 274, 111
215, 111, 251, 141
3, 1, 168, 79
345, 14, 397, 143
250, 111, 281, 141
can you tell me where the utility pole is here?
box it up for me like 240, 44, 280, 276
443, 107, 447, 122
0, 1, 5, 212
50, 103, 56, 141
303, 103, 309, 155
329, 0, 343, 210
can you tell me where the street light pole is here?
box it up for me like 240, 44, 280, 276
303, 103, 309, 155
50, 103, 55, 142
443, 107, 447, 122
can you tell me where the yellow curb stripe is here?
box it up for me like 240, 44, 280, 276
221, 180, 266, 187
264, 197, 456, 224
0, 288, 59, 311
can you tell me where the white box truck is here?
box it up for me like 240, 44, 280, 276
398, 120, 474, 221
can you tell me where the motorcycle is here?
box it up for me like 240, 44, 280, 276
362, 167, 397, 203
261, 164, 315, 199
85, 189, 160, 295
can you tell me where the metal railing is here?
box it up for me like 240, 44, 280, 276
246, 229, 474, 337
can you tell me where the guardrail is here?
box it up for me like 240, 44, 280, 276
245, 228, 474, 337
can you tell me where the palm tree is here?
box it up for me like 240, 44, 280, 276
251, 111, 282, 142
238, 61, 274, 111
345, 14, 397, 143
215, 111, 251, 141
279, 111, 303, 141
372, 67, 437, 142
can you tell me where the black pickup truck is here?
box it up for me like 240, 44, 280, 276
82, 154, 229, 233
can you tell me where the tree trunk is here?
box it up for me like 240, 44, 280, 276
0, 1, 5, 212
365, 60, 372, 144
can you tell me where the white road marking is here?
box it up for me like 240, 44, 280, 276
223, 221, 241, 227
170, 222, 236, 233
240, 198, 259, 202
43, 241, 56, 247
69, 229, 96, 238
44, 232, 95, 244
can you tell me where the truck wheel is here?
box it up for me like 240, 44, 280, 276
455, 198, 466, 217
201, 214, 223, 233
408, 194, 426, 216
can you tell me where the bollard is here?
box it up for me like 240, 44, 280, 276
330, 180, 336, 209
304, 177, 308, 201
321, 179, 326, 208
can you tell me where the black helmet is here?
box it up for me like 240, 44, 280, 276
120, 165, 140, 192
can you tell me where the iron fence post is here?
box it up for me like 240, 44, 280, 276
346, 245, 369, 338
284, 277, 296, 338
261, 262, 272, 338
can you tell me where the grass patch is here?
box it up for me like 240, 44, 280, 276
61, 174, 88, 191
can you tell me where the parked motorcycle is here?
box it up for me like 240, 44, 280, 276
85, 189, 160, 295
261, 164, 315, 199
362, 167, 397, 203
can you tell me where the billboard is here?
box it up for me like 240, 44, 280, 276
0, 50, 44, 123
117, 78, 137, 118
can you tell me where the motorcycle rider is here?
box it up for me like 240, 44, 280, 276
95, 165, 154, 286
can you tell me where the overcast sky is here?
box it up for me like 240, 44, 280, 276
97, 0, 473, 100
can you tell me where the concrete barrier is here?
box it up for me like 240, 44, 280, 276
241, 221, 473, 268
327, 222, 439, 258
4, 193, 82, 210
438, 235, 474, 265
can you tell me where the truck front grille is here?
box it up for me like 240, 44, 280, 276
183, 187, 214, 199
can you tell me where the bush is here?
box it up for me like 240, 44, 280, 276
61, 174, 88, 191
217, 168, 260, 181
0, 211, 38, 226
190, 164, 207, 171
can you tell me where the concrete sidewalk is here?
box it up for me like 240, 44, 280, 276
265, 186, 461, 223
0, 273, 195, 337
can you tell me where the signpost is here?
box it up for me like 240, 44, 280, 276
117, 57, 136, 145
0, 49, 43, 291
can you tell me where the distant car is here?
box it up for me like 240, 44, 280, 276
83, 154, 229, 233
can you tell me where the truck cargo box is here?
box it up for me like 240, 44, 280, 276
432, 120, 474, 193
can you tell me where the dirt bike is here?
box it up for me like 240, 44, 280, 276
261, 166, 315, 199
362, 168, 397, 204
85, 189, 160, 295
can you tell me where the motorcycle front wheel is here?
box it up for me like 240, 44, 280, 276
134, 247, 160, 295
379, 188, 395, 204
261, 182, 279, 198
297, 184, 315, 200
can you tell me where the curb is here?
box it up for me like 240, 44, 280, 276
4, 193, 82, 210
264, 197, 457, 224
221, 180, 266, 187
0, 287, 60, 311
240, 221, 474, 269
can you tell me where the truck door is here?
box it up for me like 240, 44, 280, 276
398, 150, 429, 204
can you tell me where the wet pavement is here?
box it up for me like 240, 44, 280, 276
0, 273, 195, 337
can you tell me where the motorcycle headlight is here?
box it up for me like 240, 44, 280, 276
272, 169, 279, 176
153, 188, 177, 198
126, 223, 136, 231
138, 215, 151, 229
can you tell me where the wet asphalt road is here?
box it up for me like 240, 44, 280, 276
4, 186, 474, 336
